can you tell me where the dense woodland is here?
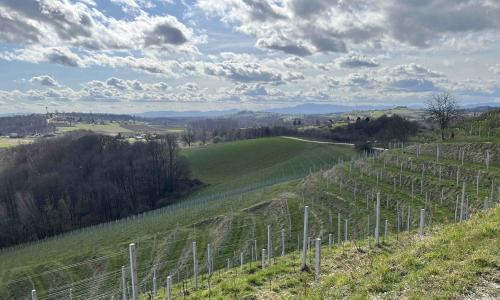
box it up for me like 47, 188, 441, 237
185, 114, 419, 148
329, 114, 419, 145
0, 132, 199, 247
0, 114, 55, 136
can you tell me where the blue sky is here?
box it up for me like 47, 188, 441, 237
0, 0, 499, 113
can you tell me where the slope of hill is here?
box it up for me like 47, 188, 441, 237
150, 206, 500, 299
1, 112, 498, 300
0, 137, 354, 299
183, 137, 355, 195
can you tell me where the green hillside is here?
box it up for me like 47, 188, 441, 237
150, 206, 500, 299
0, 137, 354, 299
1, 112, 499, 300
183, 137, 355, 194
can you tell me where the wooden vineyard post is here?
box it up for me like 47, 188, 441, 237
207, 243, 212, 276
486, 150, 490, 170
315, 238, 321, 283
129, 243, 138, 300
396, 203, 400, 241
121, 266, 127, 300
407, 207, 411, 231
153, 268, 157, 295
31, 290, 37, 300
262, 249, 266, 268
476, 172, 480, 195
367, 215, 371, 248
344, 219, 348, 242
193, 241, 198, 290
384, 220, 388, 242
302, 206, 309, 268
167, 275, 172, 300
254, 239, 258, 263
460, 182, 466, 222
281, 228, 285, 256
328, 233, 333, 248
375, 192, 381, 246
419, 209, 425, 236
240, 252, 244, 272
267, 225, 272, 264
337, 213, 341, 244
69, 288, 73, 300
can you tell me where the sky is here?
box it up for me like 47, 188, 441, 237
0, 0, 499, 114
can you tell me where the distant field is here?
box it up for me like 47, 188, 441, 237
56, 122, 132, 135
0, 137, 34, 148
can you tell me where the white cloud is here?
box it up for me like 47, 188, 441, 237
198, 0, 500, 55
335, 53, 379, 68
489, 63, 500, 75
0, 0, 203, 69
29, 75, 59, 87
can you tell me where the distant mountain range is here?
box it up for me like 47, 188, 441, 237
139, 109, 240, 118
139, 103, 392, 118
263, 103, 391, 114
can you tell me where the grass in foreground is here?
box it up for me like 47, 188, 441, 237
150, 206, 500, 299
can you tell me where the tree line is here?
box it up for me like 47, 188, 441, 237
0, 131, 199, 247
0, 114, 55, 136
181, 114, 419, 149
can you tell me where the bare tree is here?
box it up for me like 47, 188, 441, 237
426, 93, 460, 140
181, 128, 195, 147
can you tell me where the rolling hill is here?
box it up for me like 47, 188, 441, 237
1, 111, 499, 300
0, 137, 355, 299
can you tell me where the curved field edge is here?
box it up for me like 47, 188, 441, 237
182, 137, 356, 196
149, 206, 500, 300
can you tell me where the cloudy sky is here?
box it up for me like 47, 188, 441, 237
0, 0, 499, 114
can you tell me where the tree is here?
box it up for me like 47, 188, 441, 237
181, 128, 195, 147
426, 93, 460, 140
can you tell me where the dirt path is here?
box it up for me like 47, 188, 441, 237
280, 136, 387, 151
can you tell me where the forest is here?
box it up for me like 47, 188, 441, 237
0, 114, 55, 136
0, 131, 199, 247
186, 114, 419, 148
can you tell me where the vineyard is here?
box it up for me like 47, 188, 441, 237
1, 113, 499, 299
0, 137, 355, 299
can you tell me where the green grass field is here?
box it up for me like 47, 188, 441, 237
183, 137, 355, 195
0, 137, 356, 299
0, 137, 34, 148
55, 122, 132, 135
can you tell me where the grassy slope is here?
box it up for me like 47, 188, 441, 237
1, 112, 498, 299
159, 206, 499, 300
183, 137, 355, 195
136, 114, 499, 300
0, 137, 354, 299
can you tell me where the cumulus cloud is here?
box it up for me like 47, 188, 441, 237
489, 64, 500, 75
386, 0, 500, 48
0, 0, 202, 69
335, 53, 379, 68
198, 0, 500, 55
29, 75, 59, 87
